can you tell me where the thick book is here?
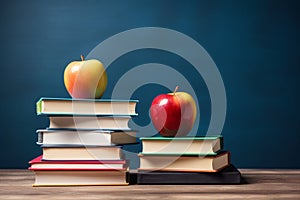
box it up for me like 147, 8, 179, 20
140, 136, 223, 155
36, 97, 138, 116
36, 129, 137, 146
30, 169, 129, 186
47, 116, 131, 130
41, 146, 123, 161
29, 155, 128, 170
138, 151, 230, 172
136, 165, 241, 184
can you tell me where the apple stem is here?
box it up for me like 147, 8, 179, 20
80, 55, 85, 61
173, 86, 179, 95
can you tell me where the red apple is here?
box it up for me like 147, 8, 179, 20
64, 55, 108, 99
150, 86, 197, 137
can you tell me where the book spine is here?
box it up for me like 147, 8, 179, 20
37, 132, 43, 144
36, 100, 42, 115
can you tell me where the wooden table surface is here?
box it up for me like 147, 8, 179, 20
0, 169, 299, 199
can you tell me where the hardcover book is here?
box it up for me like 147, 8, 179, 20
41, 146, 124, 161
140, 136, 223, 154
138, 151, 230, 172
36, 129, 137, 146
47, 116, 132, 130
29, 155, 128, 170
31, 169, 129, 186
36, 97, 138, 116
136, 164, 241, 184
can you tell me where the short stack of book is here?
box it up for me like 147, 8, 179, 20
137, 136, 241, 184
29, 97, 138, 186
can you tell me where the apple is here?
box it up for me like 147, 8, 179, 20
64, 55, 108, 99
150, 86, 197, 137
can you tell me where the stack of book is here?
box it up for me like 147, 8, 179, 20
29, 97, 138, 186
137, 136, 241, 184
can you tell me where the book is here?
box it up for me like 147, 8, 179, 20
29, 155, 128, 170
36, 129, 137, 146
41, 146, 123, 161
138, 151, 230, 172
30, 169, 129, 186
136, 164, 241, 184
47, 116, 131, 130
140, 136, 222, 155
36, 97, 138, 116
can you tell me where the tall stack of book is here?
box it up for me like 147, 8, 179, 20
29, 97, 138, 186
137, 136, 241, 184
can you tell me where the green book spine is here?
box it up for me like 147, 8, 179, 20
36, 99, 42, 115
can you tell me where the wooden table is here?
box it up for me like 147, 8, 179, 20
0, 169, 299, 199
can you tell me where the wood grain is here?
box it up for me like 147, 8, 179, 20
0, 169, 299, 199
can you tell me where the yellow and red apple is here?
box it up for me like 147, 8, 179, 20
64, 55, 108, 99
150, 86, 197, 137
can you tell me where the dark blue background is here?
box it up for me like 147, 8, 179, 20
0, 0, 299, 168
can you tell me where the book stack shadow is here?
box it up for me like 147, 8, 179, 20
136, 136, 242, 184
29, 97, 138, 186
